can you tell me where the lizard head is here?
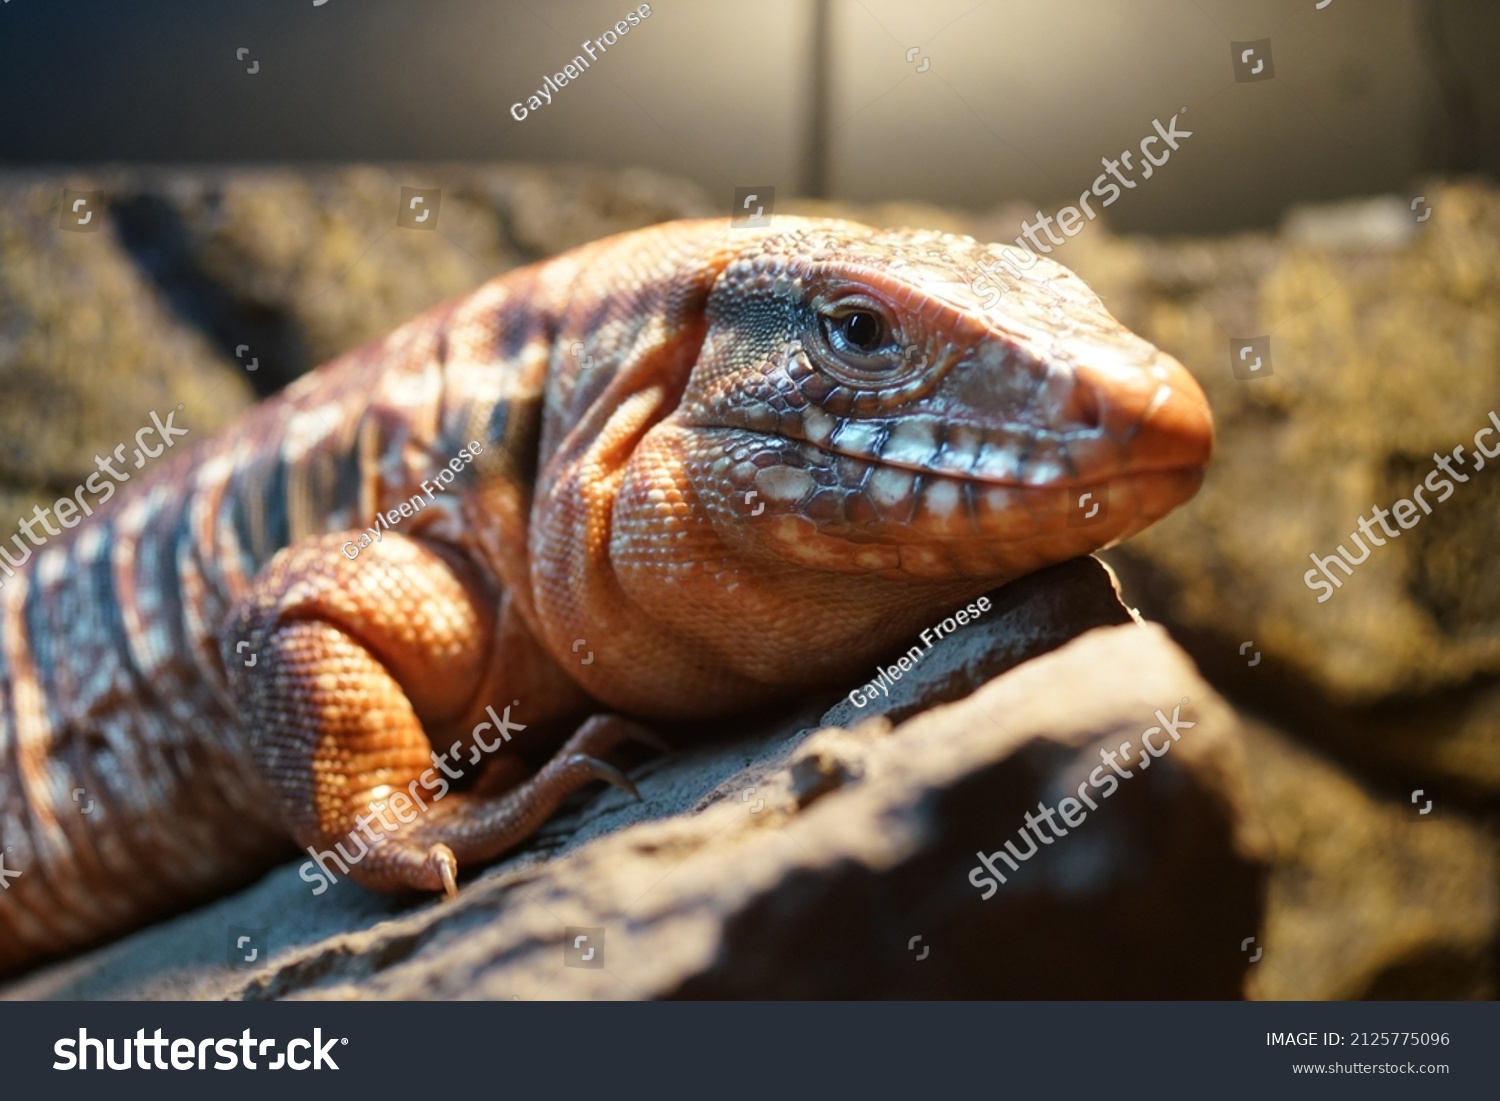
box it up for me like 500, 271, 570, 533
533, 217, 1212, 714
660, 219, 1213, 583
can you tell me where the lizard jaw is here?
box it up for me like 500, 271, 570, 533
683, 424, 1205, 581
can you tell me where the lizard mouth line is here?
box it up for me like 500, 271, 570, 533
702, 424, 1205, 491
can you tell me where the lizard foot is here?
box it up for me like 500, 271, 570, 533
225, 533, 666, 898
346, 713, 666, 896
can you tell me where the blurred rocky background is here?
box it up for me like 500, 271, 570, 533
0, 166, 1496, 1000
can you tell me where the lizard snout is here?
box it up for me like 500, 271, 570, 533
1047, 341, 1214, 482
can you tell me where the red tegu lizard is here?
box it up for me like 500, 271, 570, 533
0, 217, 1212, 974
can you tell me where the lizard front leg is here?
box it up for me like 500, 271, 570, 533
222, 532, 651, 897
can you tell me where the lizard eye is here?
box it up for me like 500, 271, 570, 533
814, 296, 906, 384
838, 310, 884, 352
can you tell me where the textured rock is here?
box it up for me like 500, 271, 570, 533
0, 164, 717, 429
109, 165, 518, 395
1, 609, 1269, 1000
1239, 715, 1498, 1000
0, 174, 254, 527
1075, 181, 1500, 792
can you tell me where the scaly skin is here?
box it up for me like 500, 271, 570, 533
0, 217, 1212, 975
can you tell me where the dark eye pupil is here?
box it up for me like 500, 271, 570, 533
842, 311, 882, 351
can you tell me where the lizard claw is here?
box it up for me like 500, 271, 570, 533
568, 753, 642, 801
342, 716, 657, 898
426, 843, 459, 899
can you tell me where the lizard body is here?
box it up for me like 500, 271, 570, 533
0, 217, 1211, 974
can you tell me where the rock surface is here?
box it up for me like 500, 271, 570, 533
1239, 715, 1498, 1001
0, 174, 254, 528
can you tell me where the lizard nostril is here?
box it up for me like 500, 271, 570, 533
1054, 371, 1102, 432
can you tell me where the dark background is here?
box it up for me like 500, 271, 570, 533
2, 0, 1497, 232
